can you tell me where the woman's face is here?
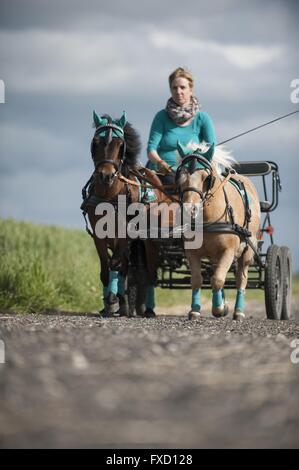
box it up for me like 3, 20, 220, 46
170, 77, 193, 106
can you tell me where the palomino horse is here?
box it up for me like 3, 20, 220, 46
82, 111, 174, 316
176, 142, 261, 320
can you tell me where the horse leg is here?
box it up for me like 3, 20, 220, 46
144, 240, 159, 318
211, 249, 235, 317
233, 247, 252, 320
117, 246, 129, 317
92, 238, 111, 315
104, 239, 129, 315
185, 249, 202, 320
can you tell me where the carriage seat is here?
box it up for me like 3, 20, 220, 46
231, 161, 272, 176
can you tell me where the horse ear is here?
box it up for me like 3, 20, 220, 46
202, 143, 215, 161
93, 110, 102, 128
118, 111, 127, 129
177, 141, 189, 158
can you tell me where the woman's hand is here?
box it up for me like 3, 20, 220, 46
158, 160, 172, 174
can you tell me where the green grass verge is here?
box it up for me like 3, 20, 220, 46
0, 218, 298, 312
0, 218, 100, 312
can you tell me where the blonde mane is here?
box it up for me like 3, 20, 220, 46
176, 141, 237, 175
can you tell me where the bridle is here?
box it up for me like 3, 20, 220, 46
91, 114, 127, 176
175, 153, 215, 205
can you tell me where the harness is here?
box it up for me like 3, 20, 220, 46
175, 152, 262, 266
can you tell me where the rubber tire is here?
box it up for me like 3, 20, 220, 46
280, 246, 292, 320
264, 245, 283, 320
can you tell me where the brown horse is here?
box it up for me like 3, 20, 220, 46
82, 111, 175, 316
176, 142, 261, 320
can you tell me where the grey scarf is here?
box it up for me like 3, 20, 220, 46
166, 96, 201, 124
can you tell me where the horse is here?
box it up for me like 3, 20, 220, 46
175, 141, 261, 320
81, 111, 176, 317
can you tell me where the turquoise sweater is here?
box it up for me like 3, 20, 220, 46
147, 110, 217, 170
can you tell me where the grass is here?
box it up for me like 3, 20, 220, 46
0, 218, 100, 312
0, 218, 298, 313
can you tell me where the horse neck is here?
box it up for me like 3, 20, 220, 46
203, 168, 227, 219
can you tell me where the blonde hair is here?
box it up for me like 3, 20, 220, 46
168, 67, 194, 89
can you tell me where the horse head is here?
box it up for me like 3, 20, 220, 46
91, 111, 127, 187
175, 141, 215, 219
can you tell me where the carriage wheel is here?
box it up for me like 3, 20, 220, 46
264, 245, 284, 320
280, 246, 292, 320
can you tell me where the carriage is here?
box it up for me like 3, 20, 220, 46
126, 159, 292, 321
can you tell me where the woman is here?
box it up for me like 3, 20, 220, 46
144, 67, 217, 316
147, 67, 217, 185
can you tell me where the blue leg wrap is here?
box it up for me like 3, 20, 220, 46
145, 285, 155, 310
103, 286, 109, 298
221, 288, 225, 300
118, 273, 126, 296
212, 288, 223, 309
191, 288, 201, 311
235, 289, 245, 312
107, 271, 118, 295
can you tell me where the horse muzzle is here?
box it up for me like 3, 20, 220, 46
97, 170, 117, 186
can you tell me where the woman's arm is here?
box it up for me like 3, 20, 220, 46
147, 111, 172, 171
201, 112, 217, 145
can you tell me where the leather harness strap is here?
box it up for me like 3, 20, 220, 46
117, 169, 179, 203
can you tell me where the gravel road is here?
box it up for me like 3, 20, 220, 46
0, 300, 299, 449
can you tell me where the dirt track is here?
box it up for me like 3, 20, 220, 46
0, 300, 299, 449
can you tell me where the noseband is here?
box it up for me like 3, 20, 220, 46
92, 114, 126, 174
175, 153, 215, 204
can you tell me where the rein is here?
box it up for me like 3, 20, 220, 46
117, 169, 179, 203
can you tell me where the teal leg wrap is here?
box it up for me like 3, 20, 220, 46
103, 286, 109, 298
107, 271, 118, 295
118, 273, 126, 296
212, 289, 223, 309
235, 289, 245, 312
191, 288, 201, 311
222, 288, 225, 301
145, 285, 155, 310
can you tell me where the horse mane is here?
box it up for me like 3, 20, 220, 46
177, 141, 237, 175
123, 121, 142, 167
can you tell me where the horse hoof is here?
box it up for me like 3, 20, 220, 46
233, 310, 245, 321
117, 295, 128, 317
143, 308, 156, 318
105, 294, 120, 315
99, 307, 107, 317
188, 310, 201, 320
212, 302, 229, 318
136, 304, 146, 317
100, 308, 110, 318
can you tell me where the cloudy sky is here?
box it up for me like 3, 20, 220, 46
0, 0, 299, 267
